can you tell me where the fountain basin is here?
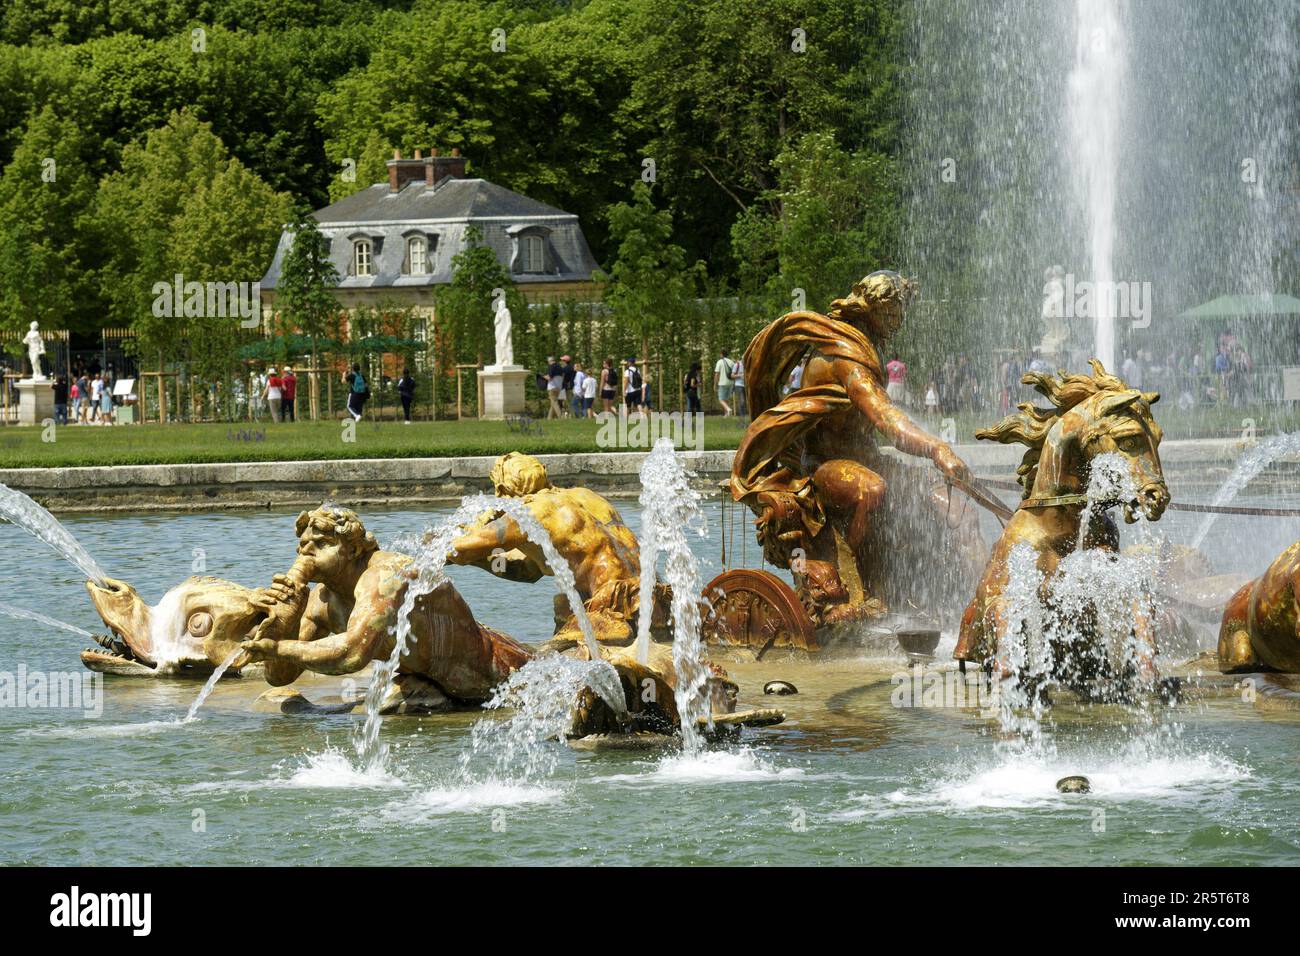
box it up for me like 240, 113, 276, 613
897, 629, 941, 659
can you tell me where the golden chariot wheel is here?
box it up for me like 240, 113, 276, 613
700, 569, 819, 654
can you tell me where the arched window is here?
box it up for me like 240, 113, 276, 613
406, 236, 427, 276
521, 234, 545, 273
353, 239, 372, 277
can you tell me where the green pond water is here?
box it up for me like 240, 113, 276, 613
1, 501, 1298, 866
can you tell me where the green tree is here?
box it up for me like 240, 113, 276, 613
93, 109, 288, 370
602, 182, 704, 358
770, 130, 898, 312
171, 159, 293, 381
275, 207, 341, 377
317, 0, 642, 257
622, 0, 905, 272
0, 105, 102, 337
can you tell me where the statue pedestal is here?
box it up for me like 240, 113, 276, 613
478, 365, 528, 420
16, 378, 55, 426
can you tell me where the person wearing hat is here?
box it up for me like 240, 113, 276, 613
281, 365, 298, 422
263, 366, 283, 422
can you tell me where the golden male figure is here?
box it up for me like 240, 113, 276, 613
448, 452, 664, 647
731, 271, 971, 625
239, 506, 531, 706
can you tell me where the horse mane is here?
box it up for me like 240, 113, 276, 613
976, 359, 1131, 496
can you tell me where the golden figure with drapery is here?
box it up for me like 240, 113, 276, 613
729, 272, 973, 627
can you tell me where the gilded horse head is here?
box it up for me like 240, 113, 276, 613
977, 360, 1169, 523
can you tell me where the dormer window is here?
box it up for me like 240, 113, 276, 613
507, 224, 553, 275
353, 239, 373, 277
521, 234, 545, 273
406, 236, 428, 276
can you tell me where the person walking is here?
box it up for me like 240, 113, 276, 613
732, 357, 746, 416
281, 366, 297, 422
89, 373, 104, 423
98, 377, 115, 424
886, 354, 908, 406
683, 362, 702, 414
545, 355, 565, 419
623, 357, 644, 418
53, 375, 68, 425
69, 377, 81, 425
640, 362, 653, 411
397, 367, 416, 423
345, 364, 368, 421
714, 349, 735, 416
570, 361, 587, 419
599, 357, 616, 417
581, 365, 597, 417
264, 367, 283, 422
561, 356, 576, 418
76, 371, 90, 423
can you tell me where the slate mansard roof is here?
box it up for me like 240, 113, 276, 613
261, 177, 599, 291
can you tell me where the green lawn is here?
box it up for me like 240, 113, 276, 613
2, 401, 1291, 469
0, 415, 752, 468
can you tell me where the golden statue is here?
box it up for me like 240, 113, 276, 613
236, 506, 532, 707
957, 362, 1170, 683
729, 271, 971, 625
1218, 541, 1300, 673
448, 452, 668, 648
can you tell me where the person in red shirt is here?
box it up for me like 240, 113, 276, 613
281, 366, 298, 422
885, 355, 908, 406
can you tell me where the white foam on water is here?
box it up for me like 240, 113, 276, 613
165, 750, 407, 796
374, 781, 562, 823
840, 745, 1249, 817
281, 749, 406, 789
595, 748, 809, 785
19, 717, 188, 739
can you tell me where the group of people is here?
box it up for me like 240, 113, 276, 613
708, 349, 746, 416
52, 369, 117, 425
248, 364, 419, 423
862, 352, 966, 421
540, 356, 653, 419
254, 367, 298, 423
537, 349, 756, 419
1121, 341, 1256, 408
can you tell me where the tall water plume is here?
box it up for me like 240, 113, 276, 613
902, 0, 1298, 390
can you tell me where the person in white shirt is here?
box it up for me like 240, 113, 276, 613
571, 363, 588, 419
581, 367, 597, 417
263, 367, 283, 423
714, 349, 735, 416
90, 374, 104, 423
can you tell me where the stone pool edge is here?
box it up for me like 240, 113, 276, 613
0, 437, 1277, 513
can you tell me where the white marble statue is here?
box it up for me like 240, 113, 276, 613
493, 297, 514, 367
22, 321, 46, 381
1039, 264, 1067, 358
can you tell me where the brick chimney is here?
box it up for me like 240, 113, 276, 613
387, 147, 467, 192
